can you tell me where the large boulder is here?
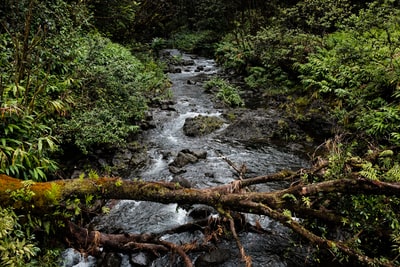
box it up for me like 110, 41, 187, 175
195, 249, 232, 267
183, 115, 225, 137
111, 142, 149, 177
220, 109, 297, 142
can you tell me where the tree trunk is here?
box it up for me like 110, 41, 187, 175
0, 172, 399, 267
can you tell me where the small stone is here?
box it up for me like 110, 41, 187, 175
190, 149, 207, 159
171, 176, 192, 188
168, 165, 186, 174
195, 249, 231, 267
188, 205, 216, 219
130, 252, 150, 266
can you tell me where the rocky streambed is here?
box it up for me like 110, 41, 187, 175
63, 49, 333, 267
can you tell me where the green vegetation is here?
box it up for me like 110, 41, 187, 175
58, 34, 169, 154
297, 2, 400, 146
0, 207, 39, 266
0, 0, 170, 178
204, 77, 244, 107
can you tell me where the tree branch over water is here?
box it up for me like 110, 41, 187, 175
0, 168, 399, 267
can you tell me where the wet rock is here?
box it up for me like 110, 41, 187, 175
111, 143, 148, 177
97, 252, 122, 267
62, 248, 97, 267
130, 252, 152, 266
196, 65, 205, 71
220, 109, 306, 145
205, 172, 215, 178
160, 150, 173, 160
188, 149, 207, 159
188, 205, 216, 219
171, 176, 193, 188
183, 59, 195, 66
112, 149, 132, 168
168, 165, 186, 175
168, 66, 182, 73
180, 148, 207, 159
70, 170, 84, 179
151, 99, 176, 111
170, 151, 198, 168
98, 158, 108, 168
183, 115, 225, 137
298, 113, 334, 141
221, 111, 276, 141
195, 248, 231, 267
168, 149, 208, 174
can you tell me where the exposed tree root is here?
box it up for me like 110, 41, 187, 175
229, 217, 252, 267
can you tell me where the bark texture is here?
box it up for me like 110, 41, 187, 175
1, 170, 399, 267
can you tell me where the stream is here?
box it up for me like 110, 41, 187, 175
62, 50, 311, 267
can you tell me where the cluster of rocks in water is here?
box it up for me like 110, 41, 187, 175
161, 51, 212, 74
168, 148, 207, 175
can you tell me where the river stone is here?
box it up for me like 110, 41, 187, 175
183, 59, 195, 65
196, 65, 205, 71
188, 205, 216, 219
220, 109, 305, 145
168, 165, 186, 175
183, 115, 224, 137
194, 248, 231, 267
181, 148, 207, 159
170, 151, 198, 168
111, 143, 148, 176
97, 252, 122, 267
171, 176, 193, 188
130, 252, 151, 266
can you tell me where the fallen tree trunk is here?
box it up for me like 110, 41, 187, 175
0, 171, 399, 267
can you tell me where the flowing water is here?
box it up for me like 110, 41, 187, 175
63, 50, 310, 267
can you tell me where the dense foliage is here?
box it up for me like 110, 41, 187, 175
0, 0, 170, 180
58, 34, 169, 154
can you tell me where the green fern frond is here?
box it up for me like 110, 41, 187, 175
386, 164, 400, 182
359, 162, 379, 180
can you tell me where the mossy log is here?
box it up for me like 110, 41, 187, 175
0, 173, 399, 267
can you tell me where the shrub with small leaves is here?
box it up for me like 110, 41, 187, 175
0, 207, 40, 267
204, 77, 244, 107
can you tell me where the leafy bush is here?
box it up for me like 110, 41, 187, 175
297, 2, 400, 144
310, 137, 400, 263
215, 35, 250, 74
58, 34, 169, 153
0, 0, 91, 180
215, 20, 320, 92
204, 77, 244, 107
249, 26, 320, 90
170, 30, 219, 54
281, 0, 354, 35
61, 107, 140, 154
0, 207, 40, 266
0, 107, 59, 181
